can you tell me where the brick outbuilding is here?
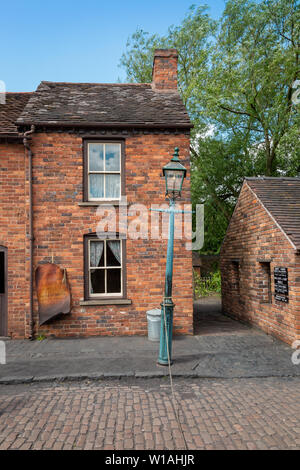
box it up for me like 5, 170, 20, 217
220, 177, 300, 345
0, 49, 194, 339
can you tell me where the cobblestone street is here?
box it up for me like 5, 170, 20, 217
0, 377, 299, 450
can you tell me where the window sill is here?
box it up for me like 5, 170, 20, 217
78, 201, 126, 207
80, 299, 132, 306
257, 258, 272, 263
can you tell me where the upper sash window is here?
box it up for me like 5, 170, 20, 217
85, 142, 123, 201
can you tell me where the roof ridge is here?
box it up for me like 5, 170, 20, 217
40, 80, 151, 87
0, 92, 33, 95
245, 176, 300, 181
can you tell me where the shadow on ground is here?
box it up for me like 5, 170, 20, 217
193, 295, 251, 336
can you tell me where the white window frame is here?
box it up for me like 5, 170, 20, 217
88, 142, 121, 201
88, 239, 123, 298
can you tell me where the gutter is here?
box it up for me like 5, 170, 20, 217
0, 134, 24, 144
17, 121, 193, 130
23, 125, 35, 340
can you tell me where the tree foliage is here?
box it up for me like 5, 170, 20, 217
120, 1, 300, 253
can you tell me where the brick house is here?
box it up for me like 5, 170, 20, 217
220, 177, 300, 345
0, 49, 194, 339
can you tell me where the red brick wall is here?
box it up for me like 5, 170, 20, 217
24, 131, 193, 338
220, 181, 300, 345
0, 142, 29, 338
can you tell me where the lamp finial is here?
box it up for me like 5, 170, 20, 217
172, 147, 180, 162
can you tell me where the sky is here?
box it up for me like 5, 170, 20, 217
1, 0, 225, 92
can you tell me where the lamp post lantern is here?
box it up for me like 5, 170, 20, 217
157, 147, 187, 366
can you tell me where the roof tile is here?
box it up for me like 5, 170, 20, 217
246, 177, 300, 250
0, 93, 32, 137
17, 81, 191, 128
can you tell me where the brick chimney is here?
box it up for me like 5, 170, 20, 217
152, 49, 178, 92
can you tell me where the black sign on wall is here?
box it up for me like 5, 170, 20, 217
274, 267, 289, 303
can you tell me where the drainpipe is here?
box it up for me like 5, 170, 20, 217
23, 125, 35, 340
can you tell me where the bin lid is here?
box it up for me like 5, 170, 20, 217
146, 308, 161, 317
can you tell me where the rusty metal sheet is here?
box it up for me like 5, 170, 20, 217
35, 263, 71, 325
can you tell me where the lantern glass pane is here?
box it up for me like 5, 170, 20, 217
165, 170, 183, 192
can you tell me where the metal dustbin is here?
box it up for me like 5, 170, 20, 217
146, 308, 161, 342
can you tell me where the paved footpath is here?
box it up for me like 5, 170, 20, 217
0, 377, 299, 450
0, 299, 299, 382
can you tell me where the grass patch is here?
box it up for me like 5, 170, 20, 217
193, 270, 221, 298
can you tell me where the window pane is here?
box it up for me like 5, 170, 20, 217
105, 174, 120, 199
105, 144, 120, 171
90, 269, 105, 294
107, 241, 121, 267
89, 174, 104, 199
90, 241, 104, 267
107, 269, 121, 294
89, 143, 104, 171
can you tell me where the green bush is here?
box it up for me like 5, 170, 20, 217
36, 333, 46, 341
193, 270, 221, 298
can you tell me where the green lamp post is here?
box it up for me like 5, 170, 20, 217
158, 147, 187, 366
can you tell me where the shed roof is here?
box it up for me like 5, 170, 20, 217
245, 177, 300, 251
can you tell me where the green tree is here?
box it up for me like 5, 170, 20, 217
120, 4, 217, 112
204, 0, 300, 176
120, 0, 300, 253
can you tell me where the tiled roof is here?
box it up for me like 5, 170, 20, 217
246, 177, 300, 250
0, 93, 32, 137
17, 81, 191, 129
